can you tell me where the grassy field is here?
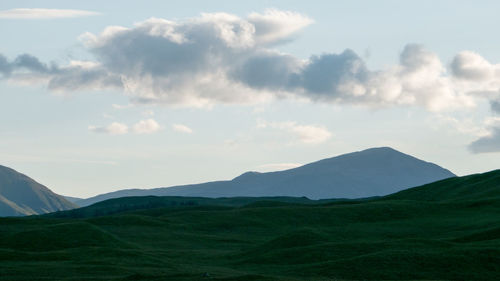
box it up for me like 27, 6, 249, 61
0, 170, 499, 280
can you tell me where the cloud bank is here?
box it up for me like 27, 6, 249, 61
2, 10, 500, 112
0, 8, 100, 19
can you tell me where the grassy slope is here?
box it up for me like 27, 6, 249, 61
386, 169, 500, 202
0, 171, 499, 281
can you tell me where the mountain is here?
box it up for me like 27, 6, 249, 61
75, 147, 456, 206
0, 165, 77, 216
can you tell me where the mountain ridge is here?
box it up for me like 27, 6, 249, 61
75, 147, 456, 206
0, 165, 76, 216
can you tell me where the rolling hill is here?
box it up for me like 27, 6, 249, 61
386, 169, 500, 202
0, 165, 76, 216
75, 147, 456, 206
0, 170, 498, 280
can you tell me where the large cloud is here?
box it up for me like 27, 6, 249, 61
2, 10, 500, 111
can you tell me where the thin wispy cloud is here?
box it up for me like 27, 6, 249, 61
172, 124, 193, 134
112, 104, 134, 109
257, 163, 302, 171
132, 119, 161, 134
258, 120, 332, 144
0, 8, 100, 19
88, 122, 128, 135
89, 119, 161, 135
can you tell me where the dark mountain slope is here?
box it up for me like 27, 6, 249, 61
76, 147, 455, 206
0, 165, 76, 216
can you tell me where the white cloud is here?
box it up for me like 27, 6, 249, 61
247, 9, 314, 45
0, 8, 100, 19
132, 119, 161, 134
430, 114, 489, 137
1, 11, 500, 113
112, 103, 133, 109
172, 124, 193, 134
88, 122, 128, 135
258, 120, 332, 144
257, 163, 302, 171
290, 124, 333, 144
451, 51, 500, 81
89, 119, 161, 135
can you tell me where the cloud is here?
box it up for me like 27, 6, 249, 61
88, 122, 128, 135
451, 51, 500, 81
1, 11, 500, 112
468, 117, 500, 153
89, 119, 161, 135
112, 103, 133, 109
0, 55, 122, 91
172, 124, 193, 134
247, 9, 313, 45
430, 114, 488, 137
258, 120, 332, 144
0, 8, 100, 19
132, 119, 161, 134
257, 163, 302, 171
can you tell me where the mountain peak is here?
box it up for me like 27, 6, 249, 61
75, 147, 456, 206
0, 165, 76, 216
233, 171, 261, 182
360, 146, 399, 152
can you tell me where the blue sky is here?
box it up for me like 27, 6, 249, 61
1, 0, 500, 197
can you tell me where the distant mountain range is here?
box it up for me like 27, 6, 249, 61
0, 165, 76, 216
51, 169, 500, 219
75, 147, 456, 207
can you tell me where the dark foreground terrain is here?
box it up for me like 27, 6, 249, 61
0, 170, 499, 280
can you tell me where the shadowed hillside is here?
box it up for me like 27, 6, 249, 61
0, 170, 498, 280
387, 169, 500, 202
0, 165, 76, 216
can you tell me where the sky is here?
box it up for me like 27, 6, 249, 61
1, 0, 500, 198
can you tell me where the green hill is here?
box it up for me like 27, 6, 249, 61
386, 169, 500, 202
47, 196, 344, 218
0, 170, 499, 280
